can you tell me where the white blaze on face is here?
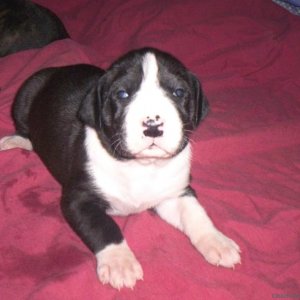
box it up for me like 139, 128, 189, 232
124, 52, 183, 158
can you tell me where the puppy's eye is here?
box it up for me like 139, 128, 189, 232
117, 90, 129, 100
173, 88, 185, 98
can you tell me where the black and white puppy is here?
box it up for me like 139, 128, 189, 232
0, 48, 240, 290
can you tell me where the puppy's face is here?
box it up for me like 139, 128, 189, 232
80, 48, 208, 160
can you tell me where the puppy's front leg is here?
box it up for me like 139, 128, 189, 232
61, 187, 143, 290
155, 187, 241, 268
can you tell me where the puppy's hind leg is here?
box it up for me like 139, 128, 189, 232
1, 67, 56, 152
0, 135, 33, 151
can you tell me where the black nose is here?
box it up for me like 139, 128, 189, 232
143, 119, 163, 138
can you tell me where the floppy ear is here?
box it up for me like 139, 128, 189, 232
189, 73, 209, 129
78, 81, 102, 129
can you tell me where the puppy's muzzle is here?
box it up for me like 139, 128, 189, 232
143, 116, 163, 138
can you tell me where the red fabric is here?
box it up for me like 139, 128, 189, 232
1, 1, 300, 299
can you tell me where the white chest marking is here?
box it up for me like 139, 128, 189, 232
84, 127, 191, 216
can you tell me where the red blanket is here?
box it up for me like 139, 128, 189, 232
1, 1, 299, 299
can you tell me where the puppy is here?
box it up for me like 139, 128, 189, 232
0, 0, 69, 57
0, 48, 240, 290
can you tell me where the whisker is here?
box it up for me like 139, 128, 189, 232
189, 137, 196, 146
110, 138, 121, 147
112, 140, 122, 157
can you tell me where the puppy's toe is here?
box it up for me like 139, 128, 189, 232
195, 231, 241, 268
96, 241, 143, 290
0, 135, 33, 151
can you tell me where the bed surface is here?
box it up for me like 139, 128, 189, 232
0, 1, 299, 299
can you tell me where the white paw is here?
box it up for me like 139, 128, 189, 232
0, 135, 33, 151
96, 241, 143, 290
195, 230, 241, 268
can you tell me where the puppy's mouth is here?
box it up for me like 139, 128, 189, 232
133, 141, 174, 159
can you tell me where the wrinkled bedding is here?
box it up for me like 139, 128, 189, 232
0, 0, 299, 299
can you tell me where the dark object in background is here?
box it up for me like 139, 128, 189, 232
0, 0, 69, 57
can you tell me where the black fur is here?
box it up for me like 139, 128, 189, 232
12, 48, 209, 254
0, 0, 69, 57
13, 64, 122, 252
79, 48, 209, 159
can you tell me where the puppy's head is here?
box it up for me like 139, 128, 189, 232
79, 48, 208, 160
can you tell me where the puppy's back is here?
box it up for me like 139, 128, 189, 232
12, 67, 57, 138
12, 64, 104, 183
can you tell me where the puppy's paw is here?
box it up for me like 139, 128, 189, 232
195, 230, 241, 268
96, 241, 143, 290
0, 135, 33, 151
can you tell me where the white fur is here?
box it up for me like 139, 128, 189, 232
0, 51, 241, 291
85, 126, 191, 216
124, 53, 183, 158
0, 135, 33, 151
85, 51, 241, 277
156, 196, 241, 268
96, 240, 143, 290
85, 53, 189, 216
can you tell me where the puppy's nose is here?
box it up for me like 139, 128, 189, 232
143, 117, 163, 138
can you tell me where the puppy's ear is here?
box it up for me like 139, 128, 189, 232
189, 73, 209, 129
78, 82, 102, 129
